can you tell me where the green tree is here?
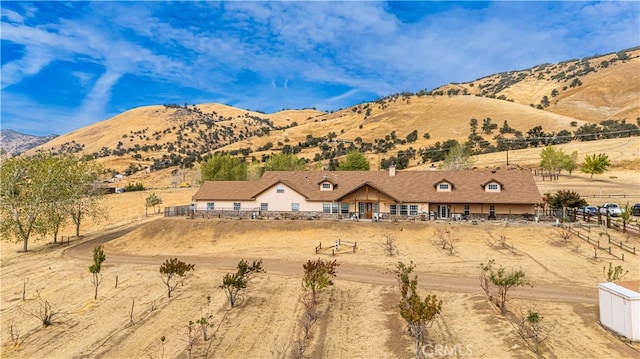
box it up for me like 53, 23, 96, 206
539, 145, 566, 179
264, 153, 306, 171
89, 245, 106, 300
337, 150, 370, 171
482, 118, 497, 135
581, 153, 611, 180
246, 160, 264, 180
302, 259, 339, 303
200, 153, 247, 181
480, 259, 528, 314
159, 258, 195, 298
603, 262, 628, 282
442, 143, 474, 170
64, 156, 107, 237
220, 259, 265, 308
145, 193, 163, 216
550, 190, 588, 216
620, 202, 632, 233
562, 151, 579, 176
393, 261, 442, 359
405, 130, 419, 143
1, 153, 67, 252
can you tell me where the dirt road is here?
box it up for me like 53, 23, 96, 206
64, 220, 598, 305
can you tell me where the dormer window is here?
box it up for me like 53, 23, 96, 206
484, 182, 502, 192
436, 180, 453, 192
321, 182, 332, 191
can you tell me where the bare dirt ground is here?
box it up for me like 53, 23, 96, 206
2, 216, 640, 359
1, 163, 640, 359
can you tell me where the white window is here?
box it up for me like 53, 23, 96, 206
291, 203, 299, 212
322, 183, 331, 190
437, 182, 452, 192
390, 204, 397, 215
323, 204, 331, 214
207, 202, 214, 211
464, 205, 470, 216
332, 204, 338, 214
341, 203, 349, 214
400, 205, 408, 216
489, 205, 496, 217
409, 205, 418, 216
260, 203, 268, 211
276, 185, 285, 193
233, 203, 241, 211
488, 184, 499, 191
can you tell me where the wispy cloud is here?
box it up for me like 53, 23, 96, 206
1, 1, 638, 136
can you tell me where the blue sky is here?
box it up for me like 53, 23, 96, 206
1, 1, 638, 136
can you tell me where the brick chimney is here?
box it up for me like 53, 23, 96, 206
389, 164, 396, 177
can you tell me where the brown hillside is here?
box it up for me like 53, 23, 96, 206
30, 47, 640, 183
436, 47, 640, 123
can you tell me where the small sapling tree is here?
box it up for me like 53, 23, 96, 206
557, 228, 573, 244
89, 244, 106, 300
517, 309, 554, 357
196, 295, 214, 341
182, 320, 202, 359
620, 202, 632, 233
384, 233, 396, 256
220, 259, 265, 308
302, 259, 339, 304
603, 262, 628, 282
160, 258, 195, 298
480, 259, 528, 314
28, 291, 60, 327
393, 261, 442, 359
145, 193, 163, 216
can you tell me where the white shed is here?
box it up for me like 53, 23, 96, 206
598, 281, 640, 341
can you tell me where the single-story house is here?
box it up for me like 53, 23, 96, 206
192, 167, 542, 220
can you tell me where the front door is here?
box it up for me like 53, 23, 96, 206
438, 205, 450, 219
359, 202, 373, 219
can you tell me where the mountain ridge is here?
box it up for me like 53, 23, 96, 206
16, 47, 640, 182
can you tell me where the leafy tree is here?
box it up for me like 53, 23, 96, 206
220, 259, 265, 308
581, 153, 610, 180
337, 150, 370, 171
480, 259, 528, 314
264, 153, 306, 171
562, 151, 579, 175
302, 259, 339, 303
246, 160, 264, 180
65, 157, 107, 237
441, 143, 474, 170
124, 182, 144, 192
549, 190, 587, 217
393, 261, 442, 359
405, 130, 419, 143
200, 153, 247, 181
482, 118, 497, 135
539, 145, 566, 179
1, 153, 67, 252
145, 193, 163, 216
469, 118, 478, 134
89, 245, 106, 300
159, 258, 195, 298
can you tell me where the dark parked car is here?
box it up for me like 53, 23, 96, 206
632, 203, 640, 216
577, 206, 598, 216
